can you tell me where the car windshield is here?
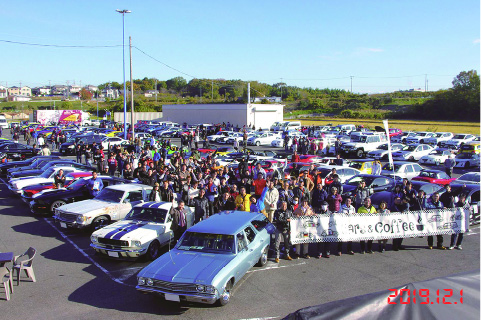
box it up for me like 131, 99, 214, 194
434, 133, 444, 137
382, 163, 402, 172
377, 144, 388, 150
67, 178, 88, 190
351, 135, 367, 142
419, 171, 436, 178
41, 168, 56, 178
453, 134, 466, 139
177, 232, 235, 254
417, 133, 428, 137
346, 176, 375, 186
406, 145, 416, 151
95, 189, 124, 202
350, 162, 370, 169
458, 173, 480, 182
456, 153, 477, 160
125, 207, 168, 223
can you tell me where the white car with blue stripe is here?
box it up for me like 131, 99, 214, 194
90, 201, 194, 260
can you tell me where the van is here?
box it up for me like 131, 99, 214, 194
337, 124, 356, 133
281, 121, 301, 132
0, 115, 8, 129
271, 121, 289, 131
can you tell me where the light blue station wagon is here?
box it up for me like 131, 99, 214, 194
136, 211, 275, 306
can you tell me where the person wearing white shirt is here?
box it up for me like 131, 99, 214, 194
339, 197, 355, 255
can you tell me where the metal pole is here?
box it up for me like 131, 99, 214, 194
121, 13, 127, 139
130, 36, 135, 141
96, 100, 99, 118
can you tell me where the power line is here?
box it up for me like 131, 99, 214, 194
133, 46, 197, 79
0, 39, 122, 48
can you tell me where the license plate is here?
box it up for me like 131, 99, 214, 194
107, 251, 119, 258
60, 222, 67, 229
164, 294, 180, 302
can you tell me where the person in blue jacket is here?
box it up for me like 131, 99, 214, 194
86, 171, 104, 197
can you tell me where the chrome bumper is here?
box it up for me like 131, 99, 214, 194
136, 286, 218, 304
90, 243, 147, 257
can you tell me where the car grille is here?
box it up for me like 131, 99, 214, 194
58, 212, 77, 222
98, 238, 129, 247
151, 279, 198, 293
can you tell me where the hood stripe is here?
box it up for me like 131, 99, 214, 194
108, 223, 148, 240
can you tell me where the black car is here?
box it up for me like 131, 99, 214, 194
7, 157, 63, 176
0, 155, 60, 176
370, 181, 444, 209
59, 134, 105, 155
8, 160, 93, 179
341, 174, 397, 200
0, 143, 39, 161
28, 175, 134, 215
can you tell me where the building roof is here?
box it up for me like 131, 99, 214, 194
187, 211, 265, 235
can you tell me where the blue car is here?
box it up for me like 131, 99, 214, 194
136, 211, 274, 306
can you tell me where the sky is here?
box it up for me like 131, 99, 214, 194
0, 0, 479, 93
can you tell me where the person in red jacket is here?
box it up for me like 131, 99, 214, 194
292, 150, 300, 163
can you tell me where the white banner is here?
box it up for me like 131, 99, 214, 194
382, 119, 393, 168
290, 208, 470, 244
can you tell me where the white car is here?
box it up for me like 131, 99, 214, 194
440, 134, 476, 149
224, 132, 246, 144
456, 172, 480, 185
418, 149, 452, 166
248, 132, 281, 146
207, 131, 235, 142
381, 162, 423, 180
391, 144, 434, 161
424, 132, 453, 146
270, 132, 307, 148
54, 184, 153, 230
391, 131, 416, 144
454, 153, 480, 168
405, 132, 436, 144
366, 143, 406, 160
8, 166, 90, 195
101, 137, 129, 150
90, 201, 194, 260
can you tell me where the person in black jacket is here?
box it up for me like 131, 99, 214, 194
214, 192, 236, 213
193, 188, 210, 223
54, 169, 66, 188
122, 163, 134, 180
391, 197, 410, 251
159, 180, 174, 202
311, 183, 328, 213
273, 201, 293, 263
171, 201, 187, 242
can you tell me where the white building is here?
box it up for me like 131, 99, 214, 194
162, 104, 284, 129
101, 88, 120, 99
0, 86, 7, 99
253, 96, 282, 103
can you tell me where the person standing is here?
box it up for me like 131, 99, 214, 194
316, 201, 331, 258
76, 141, 84, 164
171, 200, 187, 242
235, 186, 252, 212
86, 171, 103, 197
425, 192, 446, 250
273, 201, 293, 263
358, 197, 377, 254
54, 169, 66, 189
377, 201, 390, 252
311, 183, 328, 213
372, 160, 382, 175
340, 197, 356, 255
193, 188, 210, 223
264, 181, 279, 222
444, 153, 455, 178
354, 181, 371, 210
391, 196, 410, 250
25, 129, 31, 145
449, 194, 468, 250
293, 198, 314, 259
327, 187, 342, 213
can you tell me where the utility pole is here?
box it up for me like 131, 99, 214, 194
155, 79, 158, 103
350, 76, 353, 93
96, 100, 99, 118
427, 79, 429, 92
66, 80, 70, 100
129, 36, 135, 140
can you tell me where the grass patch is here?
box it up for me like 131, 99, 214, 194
294, 117, 480, 135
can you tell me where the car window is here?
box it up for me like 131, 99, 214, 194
126, 190, 143, 202
412, 164, 422, 172
244, 226, 256, 244
237, 232, 248, 252
406, 165, 414, 173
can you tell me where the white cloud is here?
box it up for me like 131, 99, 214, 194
473, 39, 480, 44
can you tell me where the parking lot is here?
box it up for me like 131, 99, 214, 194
1, 137, 479, 319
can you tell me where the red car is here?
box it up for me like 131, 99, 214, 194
389, 128, 403, 137
286, 154, 323, 164
21, 172, 93, 198
412, 169, 456, 186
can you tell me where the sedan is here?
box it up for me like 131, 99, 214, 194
366, 143, 406, 160
454, 153, 480, 168
411, 169, 456, 186
441, 134, 476, 149
370, 181, 444, 208
418, 149, 452, 166
456, 172, 480, 185
380, 161, 423, 180
248, 132, 281, 146
136, 212, 273, 306
341, 174, 396, 200
0, 143, 39, 161
392, 144, 434, 161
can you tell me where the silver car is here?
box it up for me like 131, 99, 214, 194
381, 161, 423, 180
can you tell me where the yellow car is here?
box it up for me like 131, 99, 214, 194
460, 142, 480, 155
349, 159, 375, 174
106, 130, 122, 137
214, 146, 236, 156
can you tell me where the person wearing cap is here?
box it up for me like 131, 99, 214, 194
293, 197, 314, 259
235, 186, 252, 212
316, 200, 331, 258
273, 201, 293, 263
264, 180, 279, 222
358, 197, 377, 254
149, 183, 162, 202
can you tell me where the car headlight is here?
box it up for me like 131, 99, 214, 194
131, 240, 142, 248
146, 278, 154, 286
205, 286, 216, 294
91, 235, 98, 243
138, 277, 146, 286
196, 285, 206, 292
76, 215, 87, 223
68, 145, 75, 149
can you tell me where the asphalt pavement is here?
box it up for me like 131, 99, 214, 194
0, 136, 479, 319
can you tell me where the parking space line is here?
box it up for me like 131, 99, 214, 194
247, 261, 306, 274
43, 218, 133, 287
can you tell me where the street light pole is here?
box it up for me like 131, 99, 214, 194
129, 36, 135, 141
116, 9, 131, 140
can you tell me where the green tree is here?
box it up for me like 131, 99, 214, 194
166, 77, 187, 92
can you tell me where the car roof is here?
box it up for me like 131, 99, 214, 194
107, 184, 152, 192
187, 211, 265, 235
350, 159, 375, 163
135, 201, 172, 210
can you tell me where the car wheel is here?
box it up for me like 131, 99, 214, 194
356, 149, 364, 158
382, 154, 388, 160
91, 216, 109, 231
420, 139, 424, 144
256, 141, 260, 146
409, 156, 415, 161
217, 279, 234, 306
146, 240, 161, 261
256, 246, 269, 267
50, 200, 67, 214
